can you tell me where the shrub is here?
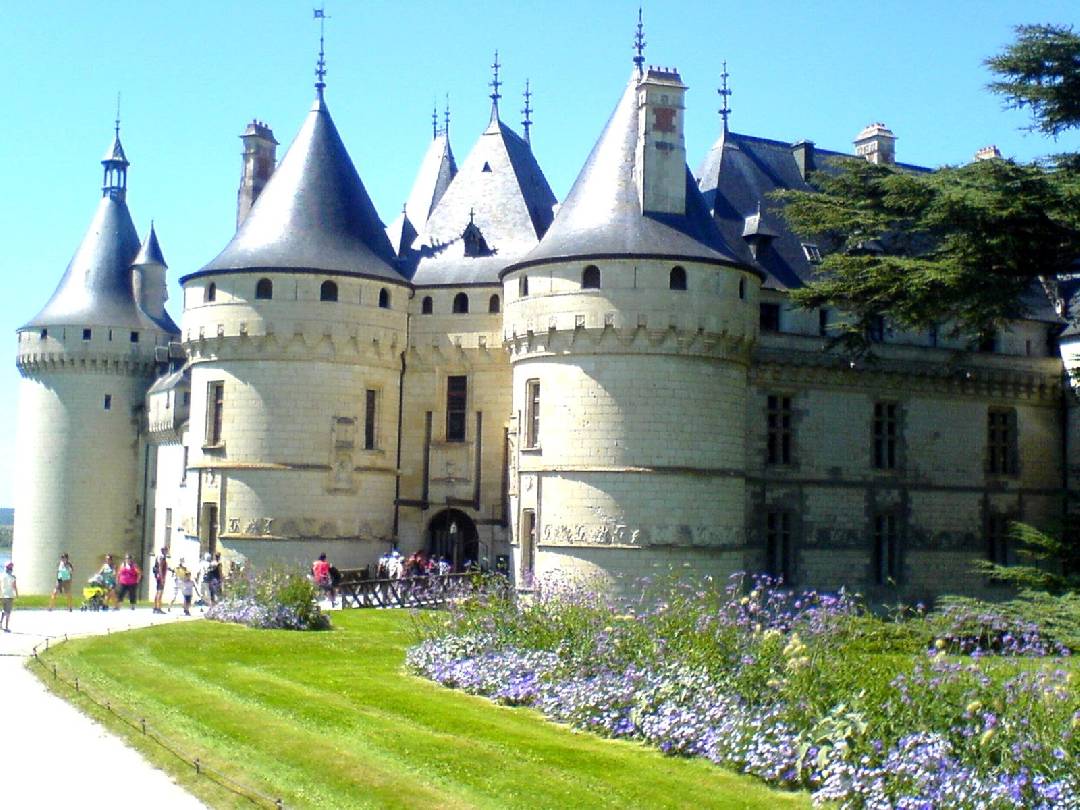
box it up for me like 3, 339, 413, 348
207, 564, 330, 631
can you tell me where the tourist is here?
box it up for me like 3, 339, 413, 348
115, 554, 141, 610
93, 554, 118, 609
48, 552, 74, 611
169, 558, 190, 611
312, 553, 334, 605
204, 553, 223, 605
177, 565, 195, 616
1, 561, 17, 632
152, 548, 169, 613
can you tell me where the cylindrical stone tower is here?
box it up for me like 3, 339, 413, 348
14, 131, 179, 592
178, 83, 409, 568
501, 67, 762, 588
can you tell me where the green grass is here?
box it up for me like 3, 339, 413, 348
33, 610, 809, 809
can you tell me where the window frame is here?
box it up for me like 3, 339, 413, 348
873, 512, 900, 585
766, 394, 793, 466
453, 292, 470, 314
378, 288, 390, 309
320, 280, 339, 302
255, 278, 273, 300
205, 282, 216, 303
765, 509, 794, 584
581, 265, 601, 289
986, 407, 1018, 476
445, 375, 468, 443
524, 378, 541, 449
669, 265, 687, 290
421, 296, 433, 314
872, 401, 900, 471
759, 302, 781, 333
363, 389, 378, 451
205, 381, 225, 447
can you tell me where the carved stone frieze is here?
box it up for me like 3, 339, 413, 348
540, 522, 737, 548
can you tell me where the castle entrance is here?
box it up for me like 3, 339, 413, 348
426, 509, 479, 571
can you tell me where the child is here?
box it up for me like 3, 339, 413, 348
178, 565, 195, 616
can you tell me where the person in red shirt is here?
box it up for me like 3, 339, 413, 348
115, 554, 141, 610
312, 553, 333, 605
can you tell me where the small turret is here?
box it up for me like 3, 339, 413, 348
101, 131, 129, 201
236, 120, 278, 229
854, 123, 896, 165
132, 222, 170, 323
636, 67, 688, 215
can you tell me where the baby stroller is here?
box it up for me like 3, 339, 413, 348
81, 578, 111, 611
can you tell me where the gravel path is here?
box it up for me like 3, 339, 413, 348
0, 607, 206, 808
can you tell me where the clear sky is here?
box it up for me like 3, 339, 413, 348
1, 0, 1077, 508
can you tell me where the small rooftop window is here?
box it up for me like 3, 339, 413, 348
801, 243, 822, 264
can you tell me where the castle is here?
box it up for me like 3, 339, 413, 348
13, 33, 1079, 601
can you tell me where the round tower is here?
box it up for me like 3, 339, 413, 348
501, 66, 762, 588
14, 130, 178, 592
178, 79, 409, 569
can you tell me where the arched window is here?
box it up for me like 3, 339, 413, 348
205, 282, 216, 303
255, 278, 273, 300
488, 294, 500, 313
421, 296, 433, 314
453, 292, 470, 314
379, 288, 390, 309
669, 266, 687, 290
739, 278, 746, 300
582, 265, 601, 289
519, 275, 529, 297
320, 280, 338, 302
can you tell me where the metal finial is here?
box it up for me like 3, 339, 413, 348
114, 92, 121, 138
718, 60, 732, 133
314, 7, 329, 96
444, 94, 450, 138
633, 7, 646, 76
469, 207, 476, 225
490, 50, 502, 113
432, 99, 439, 139
521, 80, 533, 145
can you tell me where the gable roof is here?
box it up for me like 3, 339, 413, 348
508, 73, 742, 273
188, 93, 403, 284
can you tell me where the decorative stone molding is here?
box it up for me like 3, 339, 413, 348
505, 323, 754, 363
540, 522, 742, 548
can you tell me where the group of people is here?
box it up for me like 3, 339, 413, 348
151, 549, 226, 615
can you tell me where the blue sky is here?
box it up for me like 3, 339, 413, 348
2, 0, 1077, 508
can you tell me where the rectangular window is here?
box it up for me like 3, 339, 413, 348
766, 394, 793, 465
520, 509, 537, 580
103, 394, 112, 411
986, 513, 1011, 567
873, 513, 900, 585
525, 379, 541, 448
82, 328, 92, 341
872, 402, 899, 470
181, 445, 189, 485
164, 508, 173, 548
801, 243, 822, 264
206, 381, 225, 446
130, 331, 140, 343
987, 408, 1017, 476
765, 510, 794, 584
364, 389, 378, 450
446, 375, 467, 442
759, 302, 781, 333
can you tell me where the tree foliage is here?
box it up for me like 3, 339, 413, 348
972, 521, 1080, 594
987, 24, 1080, 138
776, 24, 1080, 351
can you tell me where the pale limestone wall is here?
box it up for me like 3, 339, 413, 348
14, 325, 171, 593
179, 271, 408, 571
397, 291, 511, 563
503, 257, 759, 585
749, 336, 1064, 601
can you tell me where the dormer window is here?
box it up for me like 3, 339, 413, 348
801, 243, 822, 264
481, 162, 492, 173
255, 278, 273, 300
421, 296, 433, 315
453, 293, 470, 314
582, 265, 601, 289
320, 280, 338, 302
205, 283, 216, 303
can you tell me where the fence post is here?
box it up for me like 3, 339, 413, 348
194, 757, 201, 775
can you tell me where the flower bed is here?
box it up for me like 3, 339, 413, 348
407, 574, 1079, 808
207, 565, 330, 631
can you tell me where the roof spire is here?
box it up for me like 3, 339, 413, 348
633, 7, 646, 77
432, 99, 439, 139
444, 94, 451, 138
102, 97, 129, 202
718, 60, 731, 133
313, 6, 329, 98
521, 80, 533, 145
489, 50, 502, 119
114, 91, 121, 138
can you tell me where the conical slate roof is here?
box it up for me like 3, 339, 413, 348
190, 93, 402, 283
133, 222, 167, 267
102, 134, 128, 165
508, 73, 741, 272
385, 209, 418, 258
404, 132, 457, 228
23, 195, 160, 330
409, 110, 556, 285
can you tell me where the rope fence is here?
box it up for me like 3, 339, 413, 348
30, 633, 286, 809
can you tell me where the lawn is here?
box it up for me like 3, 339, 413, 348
33, 610, 809, 809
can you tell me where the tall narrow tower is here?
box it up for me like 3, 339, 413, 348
13, 127, 179, 593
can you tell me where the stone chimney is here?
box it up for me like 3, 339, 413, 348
791, 140, 816, 180
853, 123, 896, 165
236, 120, 278, 229
636, 67, 687, 216
974, 145, 1002, 161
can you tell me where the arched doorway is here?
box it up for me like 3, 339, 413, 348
426, 509, 479, 571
